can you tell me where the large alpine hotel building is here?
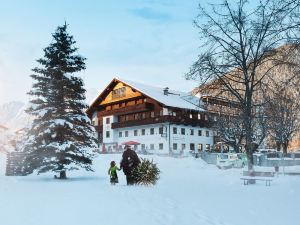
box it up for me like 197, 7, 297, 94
87, 78, 214, 155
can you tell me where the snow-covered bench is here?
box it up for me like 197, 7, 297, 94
242, 171, 275, 177
240, 177, 272, 186
241, 171, 275, 186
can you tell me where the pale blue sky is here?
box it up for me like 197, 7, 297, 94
0, 0, 206, 104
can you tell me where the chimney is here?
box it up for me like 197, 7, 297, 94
163, 87, 169, 96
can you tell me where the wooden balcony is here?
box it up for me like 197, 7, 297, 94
98, 102, 154, 117
111, 115, 211, 129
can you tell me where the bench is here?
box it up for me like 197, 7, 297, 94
241, 177, 272, 186
241, 171, 275, 186
242, 171, 275, 177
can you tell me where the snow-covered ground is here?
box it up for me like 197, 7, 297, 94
0, 152, 300, 225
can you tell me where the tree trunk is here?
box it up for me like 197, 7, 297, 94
245, 120, 254, 170
247, 150, 254, 171
276, 141, 281, 152
59, 171, 67, 179
234, 145, 239, 153
282, 140, 289, 156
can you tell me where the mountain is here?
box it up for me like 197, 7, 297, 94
0, 101, 24, 124
0, 89, 97, 131
0, 101, 32, 131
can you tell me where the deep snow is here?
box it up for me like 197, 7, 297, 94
0, 152, 299, 225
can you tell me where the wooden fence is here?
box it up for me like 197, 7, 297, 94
5, 152, 30, 176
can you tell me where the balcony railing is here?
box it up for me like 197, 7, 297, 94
111, 115, 210, 129
98, 102, 154, 116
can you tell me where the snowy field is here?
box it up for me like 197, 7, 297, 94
0, 152, 300, 225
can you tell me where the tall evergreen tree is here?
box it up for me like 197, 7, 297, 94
24, 23, 97, 179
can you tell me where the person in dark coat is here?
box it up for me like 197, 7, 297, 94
120, 145, 141, 185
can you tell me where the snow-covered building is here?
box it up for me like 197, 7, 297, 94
87, 78, 214, 155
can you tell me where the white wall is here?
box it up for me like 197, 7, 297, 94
102, 115, 117, 144
115, 123, 169, 154
169, 124, 214, 155
102, 122, 214, 155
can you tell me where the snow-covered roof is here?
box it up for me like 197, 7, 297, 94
118, 78, 204, 111
87, 78, 205, 115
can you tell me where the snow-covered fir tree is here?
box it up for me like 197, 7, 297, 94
24, 23, 97, 179
132, 159, 160, 185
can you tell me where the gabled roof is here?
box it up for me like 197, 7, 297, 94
87, 78, 205, 116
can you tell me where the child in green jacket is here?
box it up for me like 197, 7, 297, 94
108, 161, 121, 185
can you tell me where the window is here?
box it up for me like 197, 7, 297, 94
206, 131, 210, 137
119, 132, 122, 137
205, 114, 208, 120
134, 114, 139, 120
173, 143, 178, 150
125, 115, 129, 121
189, 114, 193, 119
198, 130, 202, 136
142, 113, 146, 119
134, 130, 138, 136
172, 112, 176, 116
106, 131, 110, 138
159, 127, 164, 135
173, 127, 177, 134
198, 114, 201, 120
106, 117, 110, 124
190, 143, 195, 151
206, 144, 210, 151
150, 144, 154, 150
182, 144, 186, 150
181, 128, 185, 135
112, 87, 126, 99
125, 131, 129, 137
190, 129, 194, 135
159, 143, 163, 150
141, 129, 145, 136
150, 128, 154, 135
198, 144, 203, 151
150, 112, 155, 118
141, 144, 145, 150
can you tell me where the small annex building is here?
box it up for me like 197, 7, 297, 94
87, 78, 214, 155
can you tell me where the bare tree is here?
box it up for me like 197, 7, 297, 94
265, 65, 300, 155
186, 0, 300, 169
214, 114, 245, 153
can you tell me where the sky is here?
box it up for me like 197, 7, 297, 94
0, 0, 206, 105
